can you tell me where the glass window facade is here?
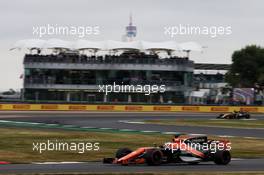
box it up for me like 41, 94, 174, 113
23, 52, 193, 104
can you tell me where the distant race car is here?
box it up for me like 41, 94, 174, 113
103, 134, 231, 166
217, 111, 250, 119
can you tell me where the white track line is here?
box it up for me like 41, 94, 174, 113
33, 162, 86, 164
80, 126, 96, 129
162, 132, 181, 135
118, 120, 145, 124
119, 129, 136, 132
217, 135, 235, 138
141, 130, 158, 133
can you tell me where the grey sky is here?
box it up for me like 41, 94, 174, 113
0, 0, 263, 90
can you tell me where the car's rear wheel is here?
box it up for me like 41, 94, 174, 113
245, 114, 250, 119
214, 150, 231, 165
145, 149, 163, 166
115, 148, 132, 159
230, 114, 236, 119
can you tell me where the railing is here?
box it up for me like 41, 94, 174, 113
24, 77, 183, 86
24, 54, 193, 66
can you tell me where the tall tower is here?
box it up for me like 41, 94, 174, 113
125, 13, 137, 42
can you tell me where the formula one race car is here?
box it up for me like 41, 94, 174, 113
217, 111, 250, 119
103, 134, 231, 166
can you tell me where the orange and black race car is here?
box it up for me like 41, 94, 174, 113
103, 134, 231, 166
217, 111, 250, 119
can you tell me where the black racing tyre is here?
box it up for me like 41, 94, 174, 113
231, 114, 236, 119
217, 114, 223, 119
214, 150, 231, 165
245, 114, 250, 119
145, 149, 163, 166
115, 148, 132, 159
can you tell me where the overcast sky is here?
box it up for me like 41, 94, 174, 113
0, 0, 263, 90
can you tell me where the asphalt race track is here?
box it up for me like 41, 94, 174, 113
0, 112, 263, 138
0, 111, 263, 174
1, 158, 264, 174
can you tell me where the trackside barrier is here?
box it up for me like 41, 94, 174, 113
0, 104, 263, 113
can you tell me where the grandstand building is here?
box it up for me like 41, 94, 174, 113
15, 39, 202, 104
190, 63, 230, 104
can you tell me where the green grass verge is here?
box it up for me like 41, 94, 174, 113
144, 119, 264, 129
0, 126, 263, 163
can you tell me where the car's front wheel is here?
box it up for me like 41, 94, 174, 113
145, 149, 163, 166
213, 150, 231, 165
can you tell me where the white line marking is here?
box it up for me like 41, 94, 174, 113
19, 121, 41, 125
0, 120, 42, 125
189, 133, 206, 136
0, 120, 11, 123
118, 120, 128, 123
244, 137, 258, 139
217, 135, 235, 138
141, 130, 158, 133
33, 162, 85, 164
118, 120, 145, 124
231, 158, 244, 160
162, 132, 181, 135
80, 126, 96, 129
119, 129, 136, 132
45, 124, 59, 126
13, 121, 28, 124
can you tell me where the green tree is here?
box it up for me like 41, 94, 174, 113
226, 45, 264, 87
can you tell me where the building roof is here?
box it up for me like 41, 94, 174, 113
12, 39, 203, 52
43, 39, 72, 49
13, 39, 46, 49
141, 41, 181, 51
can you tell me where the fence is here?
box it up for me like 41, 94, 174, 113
0, 104, 263, 113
